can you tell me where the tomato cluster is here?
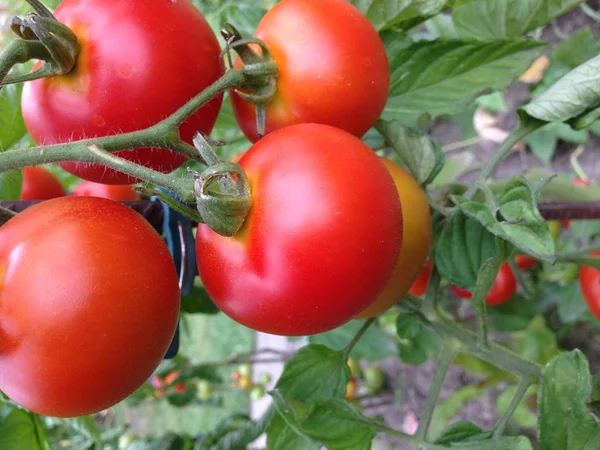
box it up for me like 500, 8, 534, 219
4, 0, 429, 417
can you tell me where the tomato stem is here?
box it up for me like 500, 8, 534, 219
415, 341, 456, 441
343, 318, 376, 360
492, 378, 533, 438
463, 118, 546, 200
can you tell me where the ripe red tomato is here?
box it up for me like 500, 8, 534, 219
450, 263, 516, 306
0, 197, 180, 416
230, 0, 389, 142
72, 181, 140, 201
579, 251, 600, 320
21, 0, 223, 184
196, 124, 402, 336
20, 166, 65, 200
408, 260, 434, 297
515, 255, 538, 270
358, 160, 431, 318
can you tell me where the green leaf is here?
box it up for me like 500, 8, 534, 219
349, 0, 450, 31
448, 438, 533, 449
526, 128, 557, 165
267, 413, 320, 450
199, 408, 275, 450
181, 281, 220, 315
396, 312, 423, 339
453, 0, 585, 39
309, 321, 397, 362
522, 54, 600, 125
0, 84, 27, 151
375, 120, 444, 184
538, 350, 600, 450
487, 293, 543, 332
0, 409, 42, 450
0, 169, 23, 201
496, 385, 537, 429
429, 386, 487, 439
397, 321, 441, 366
270, 393, 377, 450
557, 282, 593, 324
385, 39, 545, 118
435, 212, 500, 288
434, 421, 490, 445
476, 92, 507, 114
451, 176, 556, 260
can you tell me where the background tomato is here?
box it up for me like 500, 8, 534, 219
408, 260, 434, 297
358, 160, 431, 318
450, 263, 517, 306
72, 181, 141, 201
515, 255, 538, 270
230, 0, 389, 142
196, 124, 402, 336
21, 0, 223, 184
0, 197, 180, 417
579, 251, 600, 320
20, 166, 65, 200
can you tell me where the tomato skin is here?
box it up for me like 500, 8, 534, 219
231, 0, 389, 142
72, 181, 141, 201
450, 263, 516, 306
20, 166, 66, 200
579, 251, 600, 320
21, 0, 223, 184
0, 197, 180, 417
196, 124, 402, 336
515, 255, 538, 270
358, 160, 431, 318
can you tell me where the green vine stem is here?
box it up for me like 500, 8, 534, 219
343, 318, 376, 360
422, 267, 441, 317
400, 296, 541, 378
415, 341, 457, 442
492, 378, 532, 438
463, 118, 545, 200
509, 258, 533, 298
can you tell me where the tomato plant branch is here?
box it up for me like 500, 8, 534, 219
0, 39, 49, 84
415, 341, 456, 443
509, 258, 533, 298
492, 378, 532, 438
422, 268, 441, 317
343, 318, 376, 359
400, 296, 541, 378
463, 118, 545, 200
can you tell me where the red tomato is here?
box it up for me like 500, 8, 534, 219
358, 160, 431, 318
231, 0, 389, 142
0, 197, 180, 416
408, 261, 434, 297
21, 0, 223, 184
72, 181, 141, 201
196, 124, 402, 336
515, 255, 538, 270
450, 263, 516, 306
579, 251, 600, 320
173, 383, 186, 394
20, 166, 65, 200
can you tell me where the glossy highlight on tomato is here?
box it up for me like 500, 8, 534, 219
450, 263, 517, 306
231, 0, 389, 142
21, 0, 223, 184
196, 124, 402, 336
358, 160, 431, 318
579, 251, 600, 321
20, 166, 65, 200
72, 181, 141, 201
0, 197, 180, 417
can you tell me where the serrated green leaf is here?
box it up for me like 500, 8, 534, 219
435, 212, 500, 288
453, 0, 585, 40
0, 409, 42, 450
375, 120, 444, 184
397, 322, 441, 366
526, 128, 557, 165
513, 316, 559, 365
396, 312, 423, 339
385, 39, 545, 118
309, 321, 397, 362
266, 413, 319, 450
349, 0, 450, 31
451, 177, 556, 260
522, 54, 600, 125
0, 84, 27, 151
539, 350, 600, 450
434, 421, 490, 445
